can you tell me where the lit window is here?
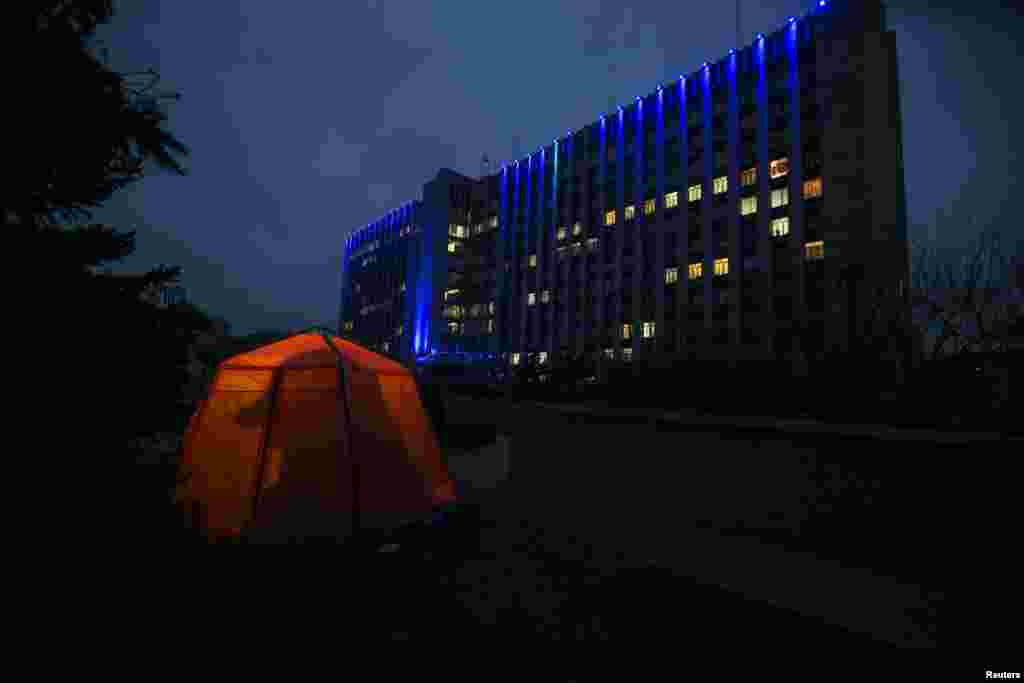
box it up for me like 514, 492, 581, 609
383, 341, 390, 352
538, 351, 548, 365
487, 319, 495, 333
771, 216, 790, 237
605, 210, 617, 226
803, 177, 823, 199
642, 321, 656, 338
622, 347, 633, 362
713, 176, 728, 194
688, 262, 703, 280
489, 301, 495, 314
490, 216, 498, 228
770, 157, 789, 179
511, 352, 521, 366
355, 283, 361, 293
688, 184, 702, 202
343, 321, 353, 332
665, 191, 679, 209
449, 224, 468, 238
625, 205, 636, 221
396, 325, 403, 337
529, 254, 537, 267
741, 168, 757, 186
400, 281, 406, 293
573, 222, 583, 236
448, 322, 461, 334
586, 237, 599, 251
444, 288, 460, 301
665, 267, 679, 284
448, 241, 457, 253
541, 289, 551, 303
557, 246, 568, 259
528, 292, 537, 305
741, 196, 758, 216
771, 187, 789, 208
603, 348, 614, 359
644, 198, 656, 215
557, 226, 567, 240
804, 240, 825, 261
622, 323, 632, 340
714, 257, 729, 276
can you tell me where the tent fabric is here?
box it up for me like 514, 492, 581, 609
177, 332, 457, 542
224, 333, 409, 375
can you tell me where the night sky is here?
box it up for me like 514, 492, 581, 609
92, 0, 1023, 335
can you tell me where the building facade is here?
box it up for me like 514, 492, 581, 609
340, 0, 910, 377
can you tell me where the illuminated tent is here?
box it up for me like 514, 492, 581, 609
176, 328, 458, 543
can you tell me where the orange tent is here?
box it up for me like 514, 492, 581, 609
176, 329, 458, 543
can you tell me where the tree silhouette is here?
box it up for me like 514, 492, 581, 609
911, 226, 1018, 360
15, 2, 204, 540
9, 1, 189, 230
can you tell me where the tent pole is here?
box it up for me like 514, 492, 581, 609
321, 331, 361, 544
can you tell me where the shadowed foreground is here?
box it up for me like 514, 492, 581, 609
336, 504, 899, 652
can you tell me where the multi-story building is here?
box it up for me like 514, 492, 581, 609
340, 0, 910, 378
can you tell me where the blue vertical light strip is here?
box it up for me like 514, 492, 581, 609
563, 132, 573, 356
397, 205, 404, 358
633, 98, 643, 355
679, 74, 689, 354
727, 47, 740, 347
498, 165, 508, 359
701, 60, 713, 325
654, 85, 665, 353
413, 200, 427, 356
536, 146, 544, 356
786, 15, 806, 329
512, 159, 520, 356
524, 153, 533, 354
599, 114, 611, 355
755, 30, 772, 347
548, 139, 557, 359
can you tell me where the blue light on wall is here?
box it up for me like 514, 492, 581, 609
344, 0, 833, 360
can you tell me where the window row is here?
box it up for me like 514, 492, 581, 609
446, 319, 497, 335
620, 322, 658, 340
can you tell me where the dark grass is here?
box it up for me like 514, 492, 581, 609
347, 510, 905, 651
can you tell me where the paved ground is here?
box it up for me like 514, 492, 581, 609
378, 392, 957, 649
